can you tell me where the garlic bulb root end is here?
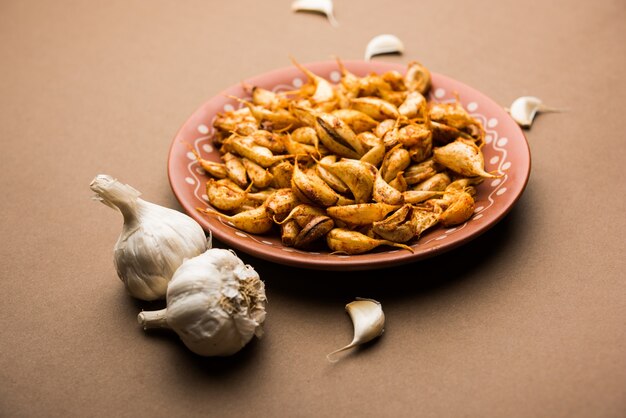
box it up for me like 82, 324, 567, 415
138, 308, 170, 330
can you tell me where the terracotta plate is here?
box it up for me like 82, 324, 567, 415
168, 61, 531, 270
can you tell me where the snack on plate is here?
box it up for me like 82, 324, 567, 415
196, 59, 499, 255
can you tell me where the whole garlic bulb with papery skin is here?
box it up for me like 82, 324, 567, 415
90, 174, 208, 301
138, 249, 267, 356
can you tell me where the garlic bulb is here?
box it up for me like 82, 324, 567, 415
138, 249, 267, 357
327, 298, 385, 361
90, 174, 208, 301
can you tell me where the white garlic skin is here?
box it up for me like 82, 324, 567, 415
157, 249, 266, 356
91, 175, 208, 301
364, 34, 405, 61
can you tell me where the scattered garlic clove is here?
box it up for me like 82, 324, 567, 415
291, 0, 338, 27
364, 34, 404, 61
327, 298, 385, 362
508, 96, 562, 128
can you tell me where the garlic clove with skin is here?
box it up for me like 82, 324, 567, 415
91, 175, 208, 301
507, 96, 563, 128
327, 298, 385, 362
291, 0, 338, 27
138, 248, 267, 357
364, 34, 405, 61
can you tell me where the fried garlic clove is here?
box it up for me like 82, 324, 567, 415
327, 298, 385, 362
402, 190, 442, 204
411, 206, 441, 237
294, 216, 334, 248
222, 152, 248, 188
331, 109, 378, 134
291, 57, 336, 103
372, 204, 415, 243
291, 0, 338, 27
508, 96, 562, 128
364, 34, 404, 61
280, 219, 301, 246
403, 159, 439, 185
372, 167, 404, 205
279, 204, 327, 228
350, 97, 400, 121
189, 148, 227, 179
439, 191, 475, 227
245, 102, 301, 131
265, 188, 300, 222
326, 228, 413, 255
198, 205, 273, 234
291, 126, 319, 145
316, 156, 349, 193
405, 61, 432, 94
380, 145, 411, 183
431, 120, 465, 146
226, 136, 290, 168
291, 159, 339, 207
281, 132, 320, 157
326, 202, 400, 226
242, 158, 273, 189
270, 161, 294, 189
315, 113, 365, 158
374, 119, 397, 138
250, 130, 286, 154
398, 91, 427, 118
205, 179, 248, 212
317, 159, 375, 203
359, 139, 386, 167
388, 171, 407, 192
412, 172, 451, 192
433, 139, 499, 178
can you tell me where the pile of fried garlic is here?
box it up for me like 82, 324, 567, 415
195, 59, 499, 255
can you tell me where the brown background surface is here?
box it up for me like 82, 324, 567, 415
1, 0, 625, 417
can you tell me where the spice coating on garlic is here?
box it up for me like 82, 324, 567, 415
90, 174, 208, 301
138, 249, 267, 357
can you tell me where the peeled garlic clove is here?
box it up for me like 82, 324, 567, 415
327, 298, 385, 361
508, 96, 561, 128
509, 96, 560, 128
138, 248, 267, 357
292, 0, 338, 27
364, 34, 404, 61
